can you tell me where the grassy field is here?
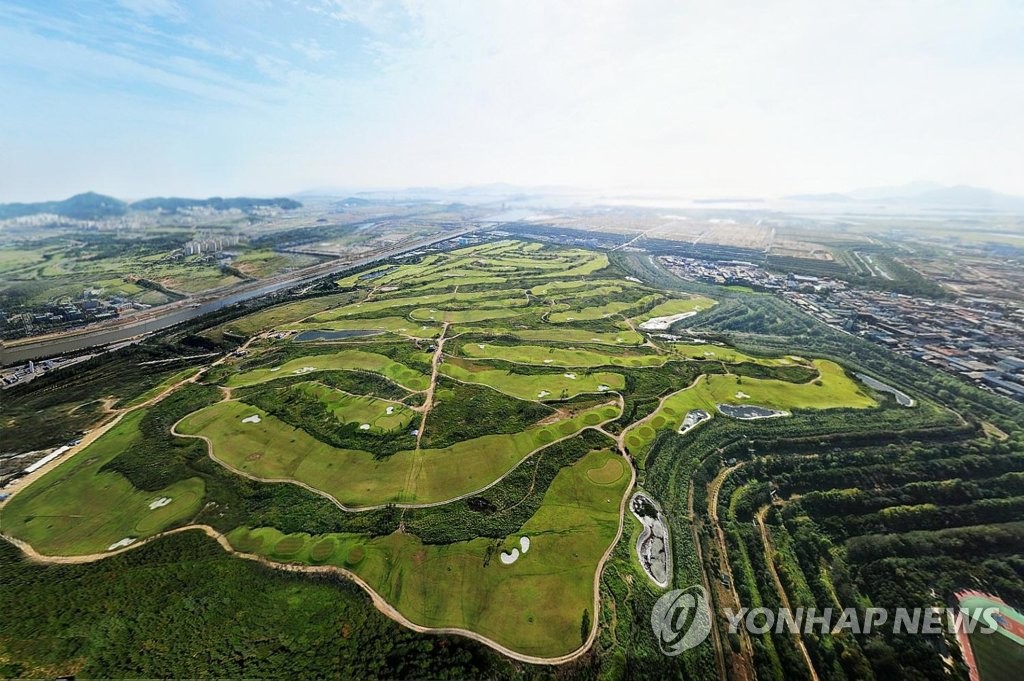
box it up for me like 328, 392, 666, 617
631, 295, 717, 320
548, 294, 663, 323
285, 316, 442, 338
460, 342, 668, 368
225, 350, 430, 391
0, 410, 204, 555
227, 447, 629, 657
294, 382, 417, 433
623, 360, 877, 453
176, 399, 620, 507
439, 358, 626, 401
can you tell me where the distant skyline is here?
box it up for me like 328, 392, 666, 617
1, 0, 1023, 202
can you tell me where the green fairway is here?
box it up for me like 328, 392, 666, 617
227, 447, 629, 657
460, 342, 667, 368
669, 342, 808, 366
294, 382, 417, 432
439, 359, 626, 401
284, 316, 442, 338
224, 350, 430, 390
176, 399, 620, 507
632, 295, 717, 321
0, 411, 204, 555
623, 360, 877, 454
548, 294, 662, 323
409, 307, 528, 324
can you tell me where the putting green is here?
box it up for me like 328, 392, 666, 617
0, 410, 204, 556
226, 447, 629, 657
224, 350, 429, 391
176, 399, 619, 507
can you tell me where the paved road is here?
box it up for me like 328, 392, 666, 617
1, 226, 481, 366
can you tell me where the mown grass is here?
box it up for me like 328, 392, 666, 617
227, 447, 628, 657
1, 410, 204, 555
439, 358, 626, 401
224, 349, 429, 391
624, 360, 878, 454
176, 399, 620, 507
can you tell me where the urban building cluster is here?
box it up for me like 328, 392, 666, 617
182, 235, 241, 255
1, 289, 150, 338
661, 255, 1024, 402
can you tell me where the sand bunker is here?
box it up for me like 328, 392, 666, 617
736, 391, 750, 399
520, 536, 531, 553
538, 390, 550, 398
638, 311, 697, 331
148, 497, 172, 510
564, 372, 577, 379
500, 548, 520, 564
108, 537, 137, 551
598, 384, 611, 391
241, 414, 262, 424
359, 423, 371, 430
385, 406, 395, 415
543, 359, 554, 364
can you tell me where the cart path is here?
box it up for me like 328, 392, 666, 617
755, 504, 820, 681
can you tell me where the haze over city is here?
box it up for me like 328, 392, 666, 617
2, 0, 1023, 202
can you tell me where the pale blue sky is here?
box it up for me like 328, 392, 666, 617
1, 0, 1022, 201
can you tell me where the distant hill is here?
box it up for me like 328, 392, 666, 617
129, 196, 301, 212
0, 192, 127, 220
786, 183, 1024, 211
0, 193, 302, 220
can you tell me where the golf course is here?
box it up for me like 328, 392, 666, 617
0, 239, 906, 662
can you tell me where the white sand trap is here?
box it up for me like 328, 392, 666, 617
293, 366, 317, 374
616, 338, 624, 342
477, 343, 486, 349
543, 359, 554, 364
703, 351, 716, 357
385, 406, 395, 415
359, 423, 371, 430
538, 390, 551, 398
598, 384, 610, 391
108, 537, 137, 551
241, 414, 262, 424
269, 367, 281, 372
519, 536, 531, 553
736, 391, 750, 399
500, 548, 520, 565
566, 316, 576, 321
148, 497, 172, 510
564, 372, 577, 379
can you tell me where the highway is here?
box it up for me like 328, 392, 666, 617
1, 225, 481, 366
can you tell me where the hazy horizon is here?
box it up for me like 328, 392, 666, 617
2, 1, 1022, 202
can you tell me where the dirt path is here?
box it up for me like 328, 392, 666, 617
707, 462, 756, 681
688, 479, 729, 681
415, 321, 450, 449
0, 522, 601, 666
755, 504, 820, 681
